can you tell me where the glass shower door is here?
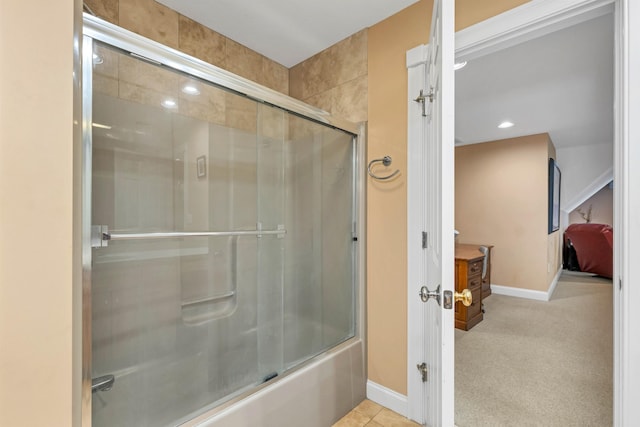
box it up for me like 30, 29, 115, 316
89, 41, 286, 426
85, 32, 357, 427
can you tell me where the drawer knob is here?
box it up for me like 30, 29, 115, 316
454, 289, 473, 307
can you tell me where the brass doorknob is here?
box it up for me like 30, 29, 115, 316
454, 289, 472, 307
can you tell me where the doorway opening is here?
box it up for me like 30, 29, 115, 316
453, 7, 614, 426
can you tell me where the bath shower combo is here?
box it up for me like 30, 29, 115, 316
82, 14, 366, 427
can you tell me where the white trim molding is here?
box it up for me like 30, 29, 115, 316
406, 44, 428, 68
546, 267, 563, 300
406, 43, 428, 423
491, 284, 548, 301
366, 381, 408, 417
492, 267, 564, 301
616, 1, 640, 424
455, 0, 614, 62
563, 167, 614, 212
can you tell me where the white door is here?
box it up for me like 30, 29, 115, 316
407, 0, 455, 425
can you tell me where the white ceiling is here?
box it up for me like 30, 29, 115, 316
156, 0, 419, 67
455, 12, 614, 149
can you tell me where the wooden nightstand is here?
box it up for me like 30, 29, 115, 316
454, 244, 485, 330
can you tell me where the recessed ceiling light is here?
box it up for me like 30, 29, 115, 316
498, 121, 514, 129
454, 61, 467, 71
92, 53, 103, 65
182, 84, 200, 95
162, 99, 177, 109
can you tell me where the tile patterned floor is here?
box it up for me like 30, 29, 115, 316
332, 400, 421, 427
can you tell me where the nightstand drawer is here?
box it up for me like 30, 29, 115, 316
455, 248, 487, 331
468, 259, 483, 276
467, 275, 482, 290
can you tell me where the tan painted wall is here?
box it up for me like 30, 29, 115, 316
455, 134, 559, 292
85, 0, 289, 94
569, 184, 614, 226
365, 0, 532, 396
0, 1, 81, 426
367, 0, 432, 396
455, 0, 531, 30
548, 231, 562, 284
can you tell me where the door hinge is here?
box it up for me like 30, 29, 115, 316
417, 362, 428, 382
422, 231, 427, 249
414, 88, 434, 117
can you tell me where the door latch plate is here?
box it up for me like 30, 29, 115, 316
443, 290, 453, 309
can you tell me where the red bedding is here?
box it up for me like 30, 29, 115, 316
564, 223, 613, 279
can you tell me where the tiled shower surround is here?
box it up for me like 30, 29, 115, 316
84, 0, 368, 123
84, 0, 290, 95
90, 42, 359, 426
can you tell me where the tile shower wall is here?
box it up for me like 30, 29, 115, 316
85, 0, 289, 94
289, 30, 368, 124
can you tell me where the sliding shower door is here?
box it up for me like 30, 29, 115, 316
86, 37, 356, 427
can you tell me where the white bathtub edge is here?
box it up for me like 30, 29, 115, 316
187, 338, 365, 427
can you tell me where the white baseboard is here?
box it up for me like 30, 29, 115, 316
546, 267, 563, 300
366, 380, 408, 417
491, 284, 548, 301
492, 268, 563, 301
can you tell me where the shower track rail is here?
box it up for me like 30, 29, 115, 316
92, 226, 286, 247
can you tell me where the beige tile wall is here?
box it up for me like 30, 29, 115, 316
85, 0, 289, 94
93, 41, 264, 133
86, 0, 366, 122
289, 30, 368, 124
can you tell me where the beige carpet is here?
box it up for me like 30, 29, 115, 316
455, 272, 613, 427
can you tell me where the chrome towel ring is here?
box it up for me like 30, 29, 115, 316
368, 156, 400, 180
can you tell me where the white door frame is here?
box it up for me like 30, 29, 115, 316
406, 44, 430, 423
407, 0, 640, 424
